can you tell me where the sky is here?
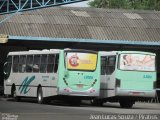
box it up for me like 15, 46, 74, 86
62, 0, 93, 7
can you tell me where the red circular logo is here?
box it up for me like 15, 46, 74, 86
69, 54, 79, 67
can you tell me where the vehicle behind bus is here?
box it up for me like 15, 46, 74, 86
92, 51, 156, 108
3, 49, 100, 105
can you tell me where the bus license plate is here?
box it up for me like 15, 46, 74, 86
132, 92, 140, 95
77, 84, 83, 88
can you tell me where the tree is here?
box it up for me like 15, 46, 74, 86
89, 0, 160, 11
155, 0, 160, 10
89, 0, 109, 8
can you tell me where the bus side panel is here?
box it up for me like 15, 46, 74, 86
4, 81, 12, 95
4, 70, 14, 95
43, 87, 57, 98
43, 73, 59, 97
19, 86, 37, 97
4, 62, 12, 96
14, 73, 38, 97
14, 73, 58, 98
57, 50, 65, 95
100, 75, 106, 98
100, 72, 116, 98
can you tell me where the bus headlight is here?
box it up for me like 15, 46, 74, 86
90, 89, 96, 93
64, 88, 70, 92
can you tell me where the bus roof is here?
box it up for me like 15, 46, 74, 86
100, 51, 117, 56
100, 51, 156, 56
8, 49, 60, 56
64, 49, 98, 54
8, 49, 98, 56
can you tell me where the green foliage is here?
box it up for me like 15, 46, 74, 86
89, 0, 160, 11
88, 0, 109, 8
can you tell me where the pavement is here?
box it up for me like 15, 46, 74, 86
0, 97, 160, 120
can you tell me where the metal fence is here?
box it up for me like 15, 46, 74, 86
0, 0, 86, 14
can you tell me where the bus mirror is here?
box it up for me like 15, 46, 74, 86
4, 62, 7, 74
3, 62, 8, 80
64, 70, 69, 78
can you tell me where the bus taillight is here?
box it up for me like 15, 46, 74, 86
90, 89, 96, 93
116, 79, 121, 87
64, 88, 70, 92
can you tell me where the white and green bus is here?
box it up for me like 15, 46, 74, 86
3, 49, 100, 105
92, 51, 156, 108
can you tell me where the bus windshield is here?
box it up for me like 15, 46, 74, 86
119, 53, 155, 71
65, 52, 97, 71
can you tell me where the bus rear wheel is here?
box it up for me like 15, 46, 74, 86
90, 99, 103, 106
119, 100, 134, 108
37, 87, 44, 104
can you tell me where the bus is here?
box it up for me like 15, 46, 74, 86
3, 49, 100, 105
91, 51, 156, 108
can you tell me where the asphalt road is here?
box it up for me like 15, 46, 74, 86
0, 97, 160, 120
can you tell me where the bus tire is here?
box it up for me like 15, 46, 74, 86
37, 87, 44, 104
119, 100, 134, 108
90, 99, 103, 106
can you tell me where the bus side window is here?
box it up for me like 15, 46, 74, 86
33, 55, 40, 73
106, 56, 116, 75
47, 54, 55, 73
19, 55, 26, 73
40, 55, 47, 73
26, 55, 33, 73
54, 54, 59, 73
101, 57, 107, 75
13, 56, 19, 73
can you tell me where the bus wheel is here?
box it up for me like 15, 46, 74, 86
37, 87, 44, 104
119, 100, 134, 108
90, 99, 103, 106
